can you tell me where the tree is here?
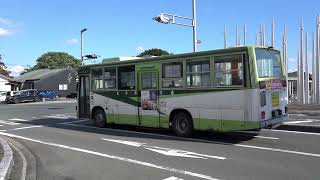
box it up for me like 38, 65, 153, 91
0, 60, 11, 77
33, 52, 80, 70
137, 48, 170, 57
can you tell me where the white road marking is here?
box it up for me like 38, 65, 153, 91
8, 118, 28, 122
163, 177, 184, 180
0, 132, 220, 180
234, 144, 320, 157
253, 135, 279, 140
0, 120, 20, 125
8, 125, 43, 131
64, 122, 320, 158
284, 120, 314, 124
269, 129, 320, 136
284, 119, 320, 124
288, 114, 308, 117
101, 138, 146, 147
101, 138, 226, 160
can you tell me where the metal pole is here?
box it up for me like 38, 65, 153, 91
262, 24, 265, 46
244, 24, 247, 46
260, 24, 263, 46
192, 0, 197, 52
312, 32, 316, 103
80, 32, 83, 65
224, 25, 227, 48
316, 15, 320, 103
305, 32, 309, 103
272, 18, 275, 47
297, 48, 300, 100
255, 32, 259, 46
236, 26, 239, 46
299, 21, 305, 104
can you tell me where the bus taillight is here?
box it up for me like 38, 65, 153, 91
261, 111, 266, 119
259, 81, 266, 89
282, 80, 287, 87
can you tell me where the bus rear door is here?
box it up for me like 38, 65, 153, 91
138, 70, 160, 127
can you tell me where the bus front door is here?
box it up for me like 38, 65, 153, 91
78, 76, 90, 118
138, 71, 160, 127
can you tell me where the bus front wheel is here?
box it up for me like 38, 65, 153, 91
93, 109, 106, 128
172, 112, 193, 137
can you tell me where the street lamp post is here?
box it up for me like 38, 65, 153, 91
80, 28, 87, 65
153, 0, 197, 52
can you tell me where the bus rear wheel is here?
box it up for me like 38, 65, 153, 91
172, 112, 193, 137
93, 109, 106, 128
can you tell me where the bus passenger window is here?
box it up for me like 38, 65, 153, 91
162, 62, 183, 88
186, 60, 210, 87
104, 68, 116, 89
92, 68, 104, 90
118, 65, 135, 90
214, 55, 243, 86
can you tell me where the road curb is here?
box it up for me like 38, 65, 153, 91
277, 124, 320, 133
0, 137, 13, 180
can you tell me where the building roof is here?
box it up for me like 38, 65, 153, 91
12, 68, 66, 83
288, 71, 312, 80
0, 73, 12, 81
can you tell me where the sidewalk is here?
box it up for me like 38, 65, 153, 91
277, 104, 320, 133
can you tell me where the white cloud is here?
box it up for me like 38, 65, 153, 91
0, 17, 20, 37
288, 68, 297, 73
66, 38, 78, 45
0, 27, 14, 37
288, 58, 296, 63
136, 46, 145, 53
7, 65, 26, 77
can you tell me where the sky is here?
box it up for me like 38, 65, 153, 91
0, 0, 319, 76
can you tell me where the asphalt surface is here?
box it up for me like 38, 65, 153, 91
0, 101, 319, 180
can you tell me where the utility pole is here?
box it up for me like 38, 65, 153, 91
271, 18, 275, 47
224, 25, 227, 48
192, 0, 197, 52
243, 24, 247, 46
305, 32, 309, 104
299, 21, 305, 104
316, 15, 320, 103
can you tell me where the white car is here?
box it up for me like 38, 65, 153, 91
0, 92, 7, 102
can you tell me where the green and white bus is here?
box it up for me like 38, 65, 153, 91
77, 46, 288, 137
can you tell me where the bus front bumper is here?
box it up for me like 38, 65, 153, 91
260, 115, 288, 129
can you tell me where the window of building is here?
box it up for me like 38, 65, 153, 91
118, 65, 135, 90
104, 67, 116, 89
162, 62, 183, 88
186, 60, 210, 87
214, 55, 243, 86
91, 68, 104, 90
59, 84, 68, 90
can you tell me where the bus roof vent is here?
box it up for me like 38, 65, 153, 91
102, 56, 143, 63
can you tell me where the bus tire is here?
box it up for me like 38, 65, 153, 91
93, 109, 106, 128
172, 112, 193, 137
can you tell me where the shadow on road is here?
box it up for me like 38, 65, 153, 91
17, 117, 258, 145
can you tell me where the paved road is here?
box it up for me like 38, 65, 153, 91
0, 102, 319, 180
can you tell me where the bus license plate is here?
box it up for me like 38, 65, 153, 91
272, 93, 279, 107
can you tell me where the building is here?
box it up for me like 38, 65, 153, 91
288, 71, 312, 102
0, 74, 12, 92
9, 68, 77, 97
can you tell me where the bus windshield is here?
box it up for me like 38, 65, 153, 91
255, 48, 282, 78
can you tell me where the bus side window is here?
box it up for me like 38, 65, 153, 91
104, 67, 116, 89
186, 60, 210, 87
214, 55, 243, 86
118, 65, 135, 90
162, 62, 184, 88
91, 68, 104, 90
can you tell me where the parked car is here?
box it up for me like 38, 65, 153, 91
0, 92, 7, 103
38, 90, 58, 99
6, 89, 42, 104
